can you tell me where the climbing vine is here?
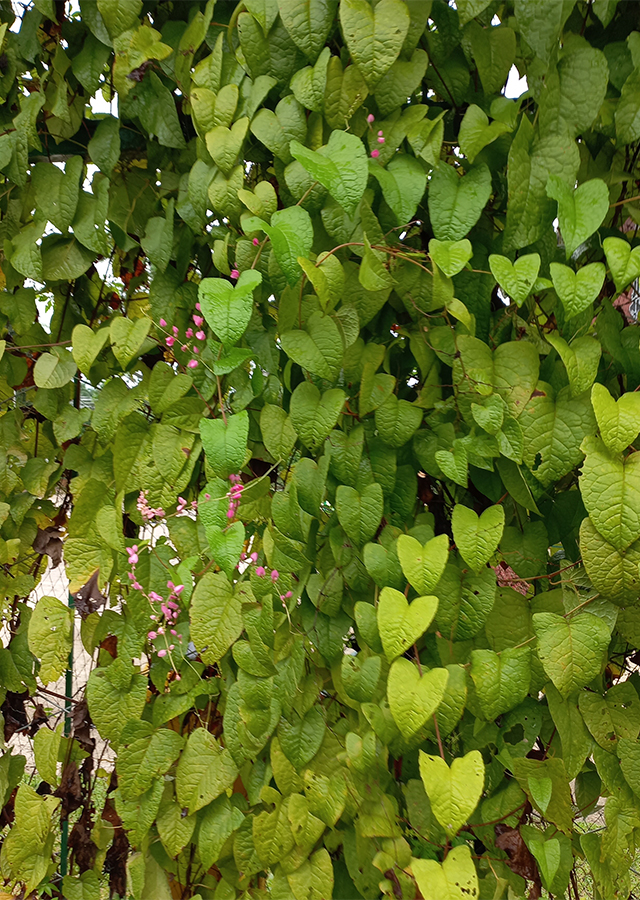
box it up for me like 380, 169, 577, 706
0, 0, 639, 898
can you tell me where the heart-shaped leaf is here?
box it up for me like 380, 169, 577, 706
206, 522, 245, 579
591, 383, 640, 455
289, 382, 345, 451
335, 482, 383, 546
452, 504, 504, 572
429, 239, 473, 277
260, 405, 297, 461
528, 835, 561, 890
466, 21, 516, 94
458, 104, 510, 163
603, 236, 640, 293
471, 394, 505, 434
374, 48, 428, 117
368, 153, 427, 225
200, 411, 249, 479
470, 647, 531, 719
33, 348, 78, 389
533, 611, 610, 698
290, 46, 330, 113
244, 207, 313, 285
339, 0, 410, 88
377, 586, 438, 661
280, 311, 344, 380
419, 749, 484, 837
428, 162, 492, 241
205, 118, 249, 174
550, 262, 605, 318
199, 269, 262, 347
250, 96, 307, 164
546, 333, 601, 397
396, 533, 449, 594
580, 436, 640, 550
374, 394, 422, 447
489, 253, 541, 307
71, 324, 111, 375
341, 654, 381, 703
387, 658, 448, 738
110, 317, 152, 369
435, 443, 468, 486
412, 845, 479, 900
578, 681, 640, 748
547, 175, 609, 258
290, 130, 368, 215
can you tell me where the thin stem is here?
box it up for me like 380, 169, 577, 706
432, 713, 445, 760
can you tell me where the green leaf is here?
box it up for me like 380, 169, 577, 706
290, 47, 331, 113
88, 116, 121, 174
86, 660, 147, 746
419, 749, 484, 837
470, 647, 531, 720
458, 104, 510, 164
616, 67, 640, 144
34, 723, 62, 786
110, 317, 151, 369
175, 728, 238, 814
387, 658, 449, 739
514, 0, 571, 64
71, 325, 110, 376
374, 48, 429, 117
451, 504, 504, 572
341, 653, 381, 702
546, 333, 601, 398
579, 682, 640, 748
335, 482, 383, 545
374, 394, 422, 447
278, 0, 339, 61
603, 236, 640, 294
546, 684, 592, 779
617, 736, 640, 796
251, 98, 308, 165
278, 706, 325, 768
290, 131, 368, 215
97, 0, 142, 38
118, 722, 184, 800
510, 757, 573, 832
200, 411, 249, 479
28, 595, 73, 684
396, 533, 449, 595
141, 199, 174, 273
546, 175, 609, 258
190, 573, 243, 664
280, 312, 344, 380
290, 382, 345, 451
412, 845, 479, 900
580, 516, 640, 606
428, 163, 492, 241
488, 253, 540, 307
261, 404, 298, 460
157, 799, 196, 858
377, 586, 438, 661
580, 436, 640, 551
368, 153, 427, 225
434, 562, 496, 641
338, 0, 410, 88
429, 239, 473, 278
591, 382, 640, 455
41, 234, 96, 281
550, 261, 606, 319
520, 383, 595, 487
533, 611, 610, 698
33, 348, 77, 389
198, 795, 244, 870
466, 21, 516, 95
206, 522, 245, 579
33, 156, 82, 232
199, 269, 262, 347
246, 207, 313, 285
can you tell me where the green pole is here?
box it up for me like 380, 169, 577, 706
59, 592, 75, 879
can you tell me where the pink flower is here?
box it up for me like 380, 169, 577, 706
226, 509, 235, 519
169, 645, 175, 651
127, 572, 134, 580
367, 114, 375, 123
250, 552, 258, 563
204, 493, 211, 500
377, 136, 385, 143
181, 344, 188, 352
271, 570, 279, 581
157, 649, 167, 658
196, 330, 206, 340
193, 314, 204, 327
159, 318, 167, 327
166, 336, 175, 347
172, 326, 179, 336
196, 302, 201, 311
253, 237, 260, 246
167, 581, 175, 590
149, 592, 163, 603
285, 591, 292, 599
230, 269, 240, 280
170, 629, 177, 636
177, 497, 187, 512
185, 327, 193, 339
148, 631, 157, 640
378, 130, 383, 136
193, 345, 200, 354
255, 566, 266, 577
188, 359, 198, 368
173, 585, 184, 595
167, 600, 179, 610
132, 581, 143, 591
371, 149, 380, 158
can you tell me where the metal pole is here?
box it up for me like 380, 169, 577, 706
59, 592, 75, 878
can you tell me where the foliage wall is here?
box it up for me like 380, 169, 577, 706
1, 0, 640, 897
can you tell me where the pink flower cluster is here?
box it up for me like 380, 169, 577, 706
177, 495, 198, 515
158, 304, 206, 369
367, 114, 385, 159
137, 491, 164, 522
238, 551, 293, 604
227, 473, 243, 519
126, 545, 184, 672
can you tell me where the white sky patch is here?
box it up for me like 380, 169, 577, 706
504, 65, 528, 99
